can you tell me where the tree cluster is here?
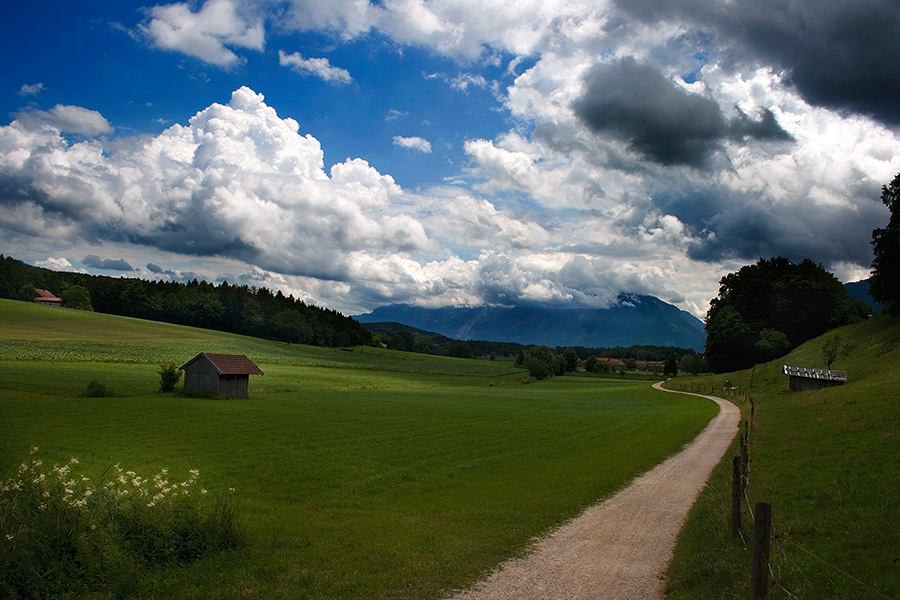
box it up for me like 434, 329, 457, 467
0, 255, 372, 348
870, 172, 900, 314
513, 346, 579, 379
704, 257, 870, 372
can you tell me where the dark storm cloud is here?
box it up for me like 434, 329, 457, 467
572, 58, 792, 168
651, 185, 887, 267
146, 262, 163, 273
573, 58, 726, 167
729, 109, 794, 142
615, 0, 900, 124
82, 254, 133, 271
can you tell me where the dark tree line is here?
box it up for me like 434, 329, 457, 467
0, 255, 372, 348
870, 172, 900, 315
704, 257, 871, 373
369, 321, 697, 363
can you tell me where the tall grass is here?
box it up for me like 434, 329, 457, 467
0, 449, 242, 599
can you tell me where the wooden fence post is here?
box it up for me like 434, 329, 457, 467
731, 456, 742, 535
751, 502, 772, 600
740, 423, 750, 491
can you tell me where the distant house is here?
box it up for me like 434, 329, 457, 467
783, 365, 847, 392
34, 289, 62, 307
180, 353, 263, 399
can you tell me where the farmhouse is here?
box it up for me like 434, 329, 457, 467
180, 353, 263, 399
34, 289, 61, 306
783, 365, 847, 392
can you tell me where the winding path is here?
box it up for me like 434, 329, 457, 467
448, 383, 739, 600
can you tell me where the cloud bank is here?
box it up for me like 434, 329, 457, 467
7, 0, 900, 317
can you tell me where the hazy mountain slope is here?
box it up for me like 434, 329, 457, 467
356, 294, 706, 350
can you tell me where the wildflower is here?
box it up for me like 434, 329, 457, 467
201, 489, 208, 495
5, 534, 13, 541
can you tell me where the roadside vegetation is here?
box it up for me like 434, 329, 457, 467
665, 315, 900, 600
0, 298, 716, 599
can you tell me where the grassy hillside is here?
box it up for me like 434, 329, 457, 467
0, 299, 717, 600
665, 315, 900, 600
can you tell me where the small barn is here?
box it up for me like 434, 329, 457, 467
180, 353, 263, 399
783, 365, 847, 392
34, 289, 62, 307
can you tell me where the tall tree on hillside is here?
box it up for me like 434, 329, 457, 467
704, 257, 867, 372
870, 172, 900, 314
61, 284, 93, 311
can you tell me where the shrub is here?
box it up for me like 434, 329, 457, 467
79, 380, 115, 397
0, 448, 243, 599
158, 362, 183, 393
524, 357, 552, 380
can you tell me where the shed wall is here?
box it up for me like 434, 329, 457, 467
218, 375, 250, 399
184, 360, 219, 394
789, 376, 844, 392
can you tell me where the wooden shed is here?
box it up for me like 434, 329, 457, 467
180, 353, 263, 399
783, 365, 847, 392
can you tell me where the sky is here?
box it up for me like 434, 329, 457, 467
2, 0, 900, 319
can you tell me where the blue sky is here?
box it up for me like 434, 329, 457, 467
2, 0, 899, 317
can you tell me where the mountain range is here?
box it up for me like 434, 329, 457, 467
355, 294, 707, 350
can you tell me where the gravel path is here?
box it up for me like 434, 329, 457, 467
447, 383, 739, 600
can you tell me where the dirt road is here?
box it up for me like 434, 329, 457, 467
448, 383, 739, 600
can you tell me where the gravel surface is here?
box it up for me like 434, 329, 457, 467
447, 384, 739, 600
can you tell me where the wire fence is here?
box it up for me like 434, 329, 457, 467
729, 406, 895, 600
663, 381, 894, 599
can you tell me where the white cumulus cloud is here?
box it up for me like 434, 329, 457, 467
393, 135, 432, 153
18, 83, 44, 97
16, 105, 113, 136
279, 50, 352, 84
140, 0, 265, 67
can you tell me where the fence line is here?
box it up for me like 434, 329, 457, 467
726, 399, 893, 600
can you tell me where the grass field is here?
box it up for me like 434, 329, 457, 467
0, 299, 718, 599
664, 315, 900, 600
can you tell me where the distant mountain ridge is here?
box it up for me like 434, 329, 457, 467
844, 279, 883, 313
356, 294, 706, 350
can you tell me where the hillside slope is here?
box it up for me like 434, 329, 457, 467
665, 315, 900, 600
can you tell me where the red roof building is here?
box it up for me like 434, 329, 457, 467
180, 353, 263, 399
34, 289, 62, 306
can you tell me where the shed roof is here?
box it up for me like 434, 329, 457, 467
783, 365, 847, 382
34, 289, 62, 302
181, 353, 263, 375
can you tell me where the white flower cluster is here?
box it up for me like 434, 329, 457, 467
0, 448, 212, 516
105, 464, 208, 508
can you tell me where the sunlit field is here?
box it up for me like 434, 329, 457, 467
0, 300, 717, 599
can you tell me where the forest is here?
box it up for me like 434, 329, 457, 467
0, 255, 372, 348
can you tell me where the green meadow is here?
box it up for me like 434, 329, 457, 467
0, 299, 717, 600
665, 315, 900, 600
